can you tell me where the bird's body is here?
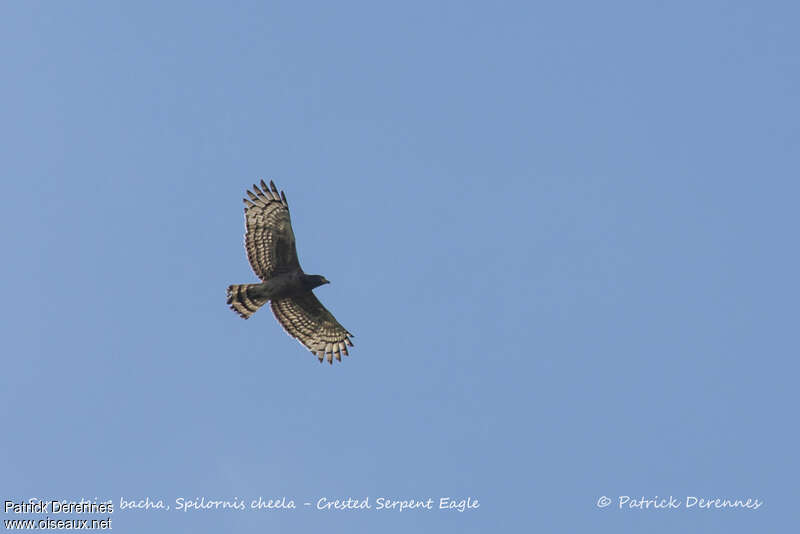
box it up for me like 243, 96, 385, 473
229, 272, 327, 308
226, 180, 353, 364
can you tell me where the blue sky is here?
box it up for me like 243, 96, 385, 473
2, 1, 798, 532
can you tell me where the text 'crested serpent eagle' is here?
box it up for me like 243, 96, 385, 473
226, 180, 354, 364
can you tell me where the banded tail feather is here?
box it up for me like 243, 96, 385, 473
226, 284, 268, 319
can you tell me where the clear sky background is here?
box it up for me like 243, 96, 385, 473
2, 1, 798, 532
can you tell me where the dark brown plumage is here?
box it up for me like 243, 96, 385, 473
226, 180, 354, 364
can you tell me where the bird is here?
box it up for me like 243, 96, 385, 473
226, 180, 354, 364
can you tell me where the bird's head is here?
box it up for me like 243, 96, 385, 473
305, 274, 330, 289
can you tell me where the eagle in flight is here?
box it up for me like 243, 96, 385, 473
226, 180, 354, 364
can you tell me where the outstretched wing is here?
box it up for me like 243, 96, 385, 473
243, 180, 300, 281
271, 293, 354, 364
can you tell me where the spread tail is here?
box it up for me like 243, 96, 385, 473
226, 284, 268, 319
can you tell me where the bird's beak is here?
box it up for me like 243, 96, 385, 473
324, 278, 330, 284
